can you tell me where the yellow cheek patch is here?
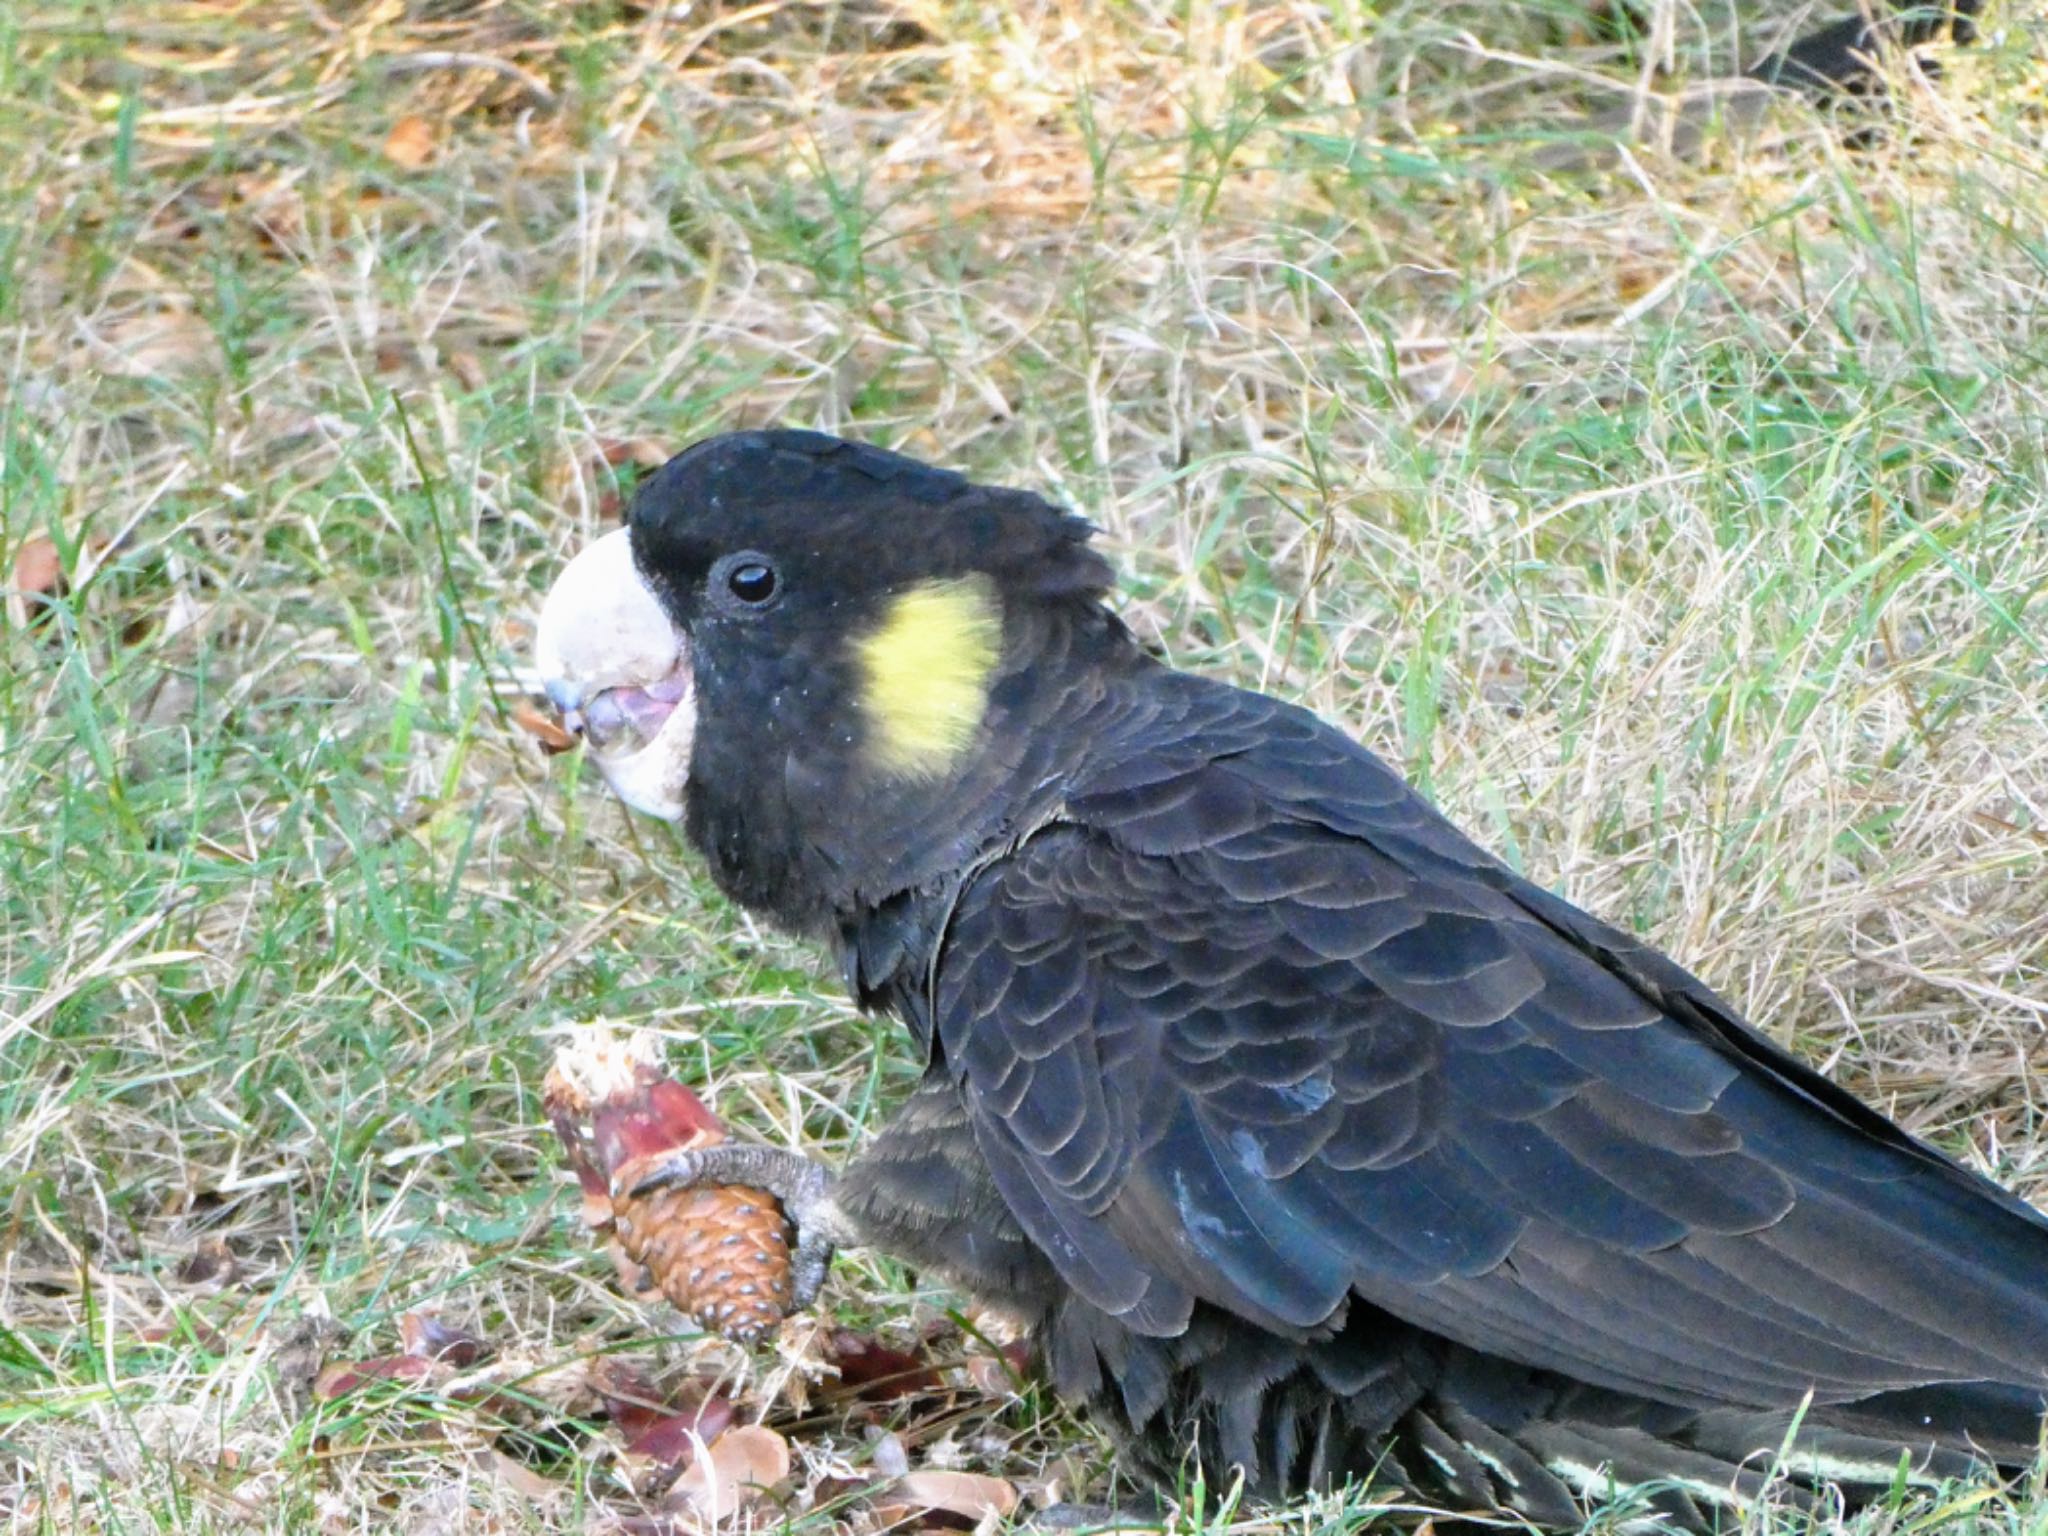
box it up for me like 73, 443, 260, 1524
854, 576, 1002, 778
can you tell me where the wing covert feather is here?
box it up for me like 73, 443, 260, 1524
930, 678, 2048, 1412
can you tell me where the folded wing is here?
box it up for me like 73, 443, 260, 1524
933, 679, 2048, 1447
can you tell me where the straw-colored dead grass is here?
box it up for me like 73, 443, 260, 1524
3, 1, 2045, 1531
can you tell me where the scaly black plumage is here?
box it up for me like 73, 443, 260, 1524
1750, 0, 1980, 90
556, 428, 2048, 1530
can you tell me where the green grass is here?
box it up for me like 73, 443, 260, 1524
3, 1, 2046, 1531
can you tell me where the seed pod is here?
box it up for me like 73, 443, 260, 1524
544, 1026, 793, 1341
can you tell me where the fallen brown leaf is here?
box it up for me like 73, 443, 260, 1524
400, 1310, 487, 1367
829, 1330, 944, 1402
384, 115, 437, 170
587, 1356, 666, 1421
312, 1352, 440, 1400
587, 1354, 736, 1473
13, 535, 61, 600
87, 312, 218, 379
447, 350, 486, 391
137, 1315, 229, 1353
268, 1313, 346, 1405
877, 1469, 1018, 1525
601, 439, 671, 470
622, 1394, 736, 1478
962, 1354, 1016, 1397
484, 1448, 562, 1501
667, 1424, 791, 1522
174, 1237, 239, 1290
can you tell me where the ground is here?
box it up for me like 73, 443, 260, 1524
3, 1, 2046, 1532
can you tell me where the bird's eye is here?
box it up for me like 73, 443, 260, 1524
726, 561, 777, 604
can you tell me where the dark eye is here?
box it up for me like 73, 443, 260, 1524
726, 561, 777, 604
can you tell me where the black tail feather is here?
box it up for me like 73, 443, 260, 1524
1074, 1299, 2033, 1532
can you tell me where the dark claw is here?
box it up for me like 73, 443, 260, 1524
624, 1142, 826, 1205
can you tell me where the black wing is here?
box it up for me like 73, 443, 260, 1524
932, 673, 2048, 1436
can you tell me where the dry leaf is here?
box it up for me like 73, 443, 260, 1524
586, 1356, 667, 1419
10, 530, 122, 635
880, 1470, 1018, 1524
400, 1311, 486, 1367
445, 1349, 601, 1425
87, 312, 218, 379
268, 1313, 345, 1405
870, 1431, 909, 1479
593, 440, 669, 523
621, 1394, 736, 1476
668, 1425, 791, 1522
174, 1237, 239, 1290
484, 1449, 562, 1501
587, 1354, 736, 1474
312, 1352, 439, 1400
384, 115, 437, 170
13, 536, 61, 600
234, 171, 306, 249
829, 1330, 944, 1402
601, 439, 671, 470
447, 350, 486, 391
137, 1315, 229, 1353
963, 1354, 1017, 1397
303, 1310, 487, 1407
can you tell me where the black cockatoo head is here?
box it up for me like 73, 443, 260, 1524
535, 429, 1123, 932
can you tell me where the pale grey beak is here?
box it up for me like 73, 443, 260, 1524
544, 678, 586, 719
532, 528, 695, 822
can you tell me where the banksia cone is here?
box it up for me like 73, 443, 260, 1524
545, 1026, 794, 1342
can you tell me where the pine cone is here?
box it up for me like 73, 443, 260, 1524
609, 1152, 793, 1340
544, 1027, 794, 1341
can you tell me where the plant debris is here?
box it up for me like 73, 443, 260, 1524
874, 1468, 1021, 1526
545, 1024, 796, 1342
313, 1349, 442, 1402
400, 1311, 488, 1367
382, 114, 437, 170
668, 1423, 793, 1522
172, 1237, 240, 1291
513, 698, 580, 753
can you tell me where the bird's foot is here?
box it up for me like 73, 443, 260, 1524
624, 1144, 851, 1308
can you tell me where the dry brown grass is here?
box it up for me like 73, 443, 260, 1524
3, 1, 2046, 1532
